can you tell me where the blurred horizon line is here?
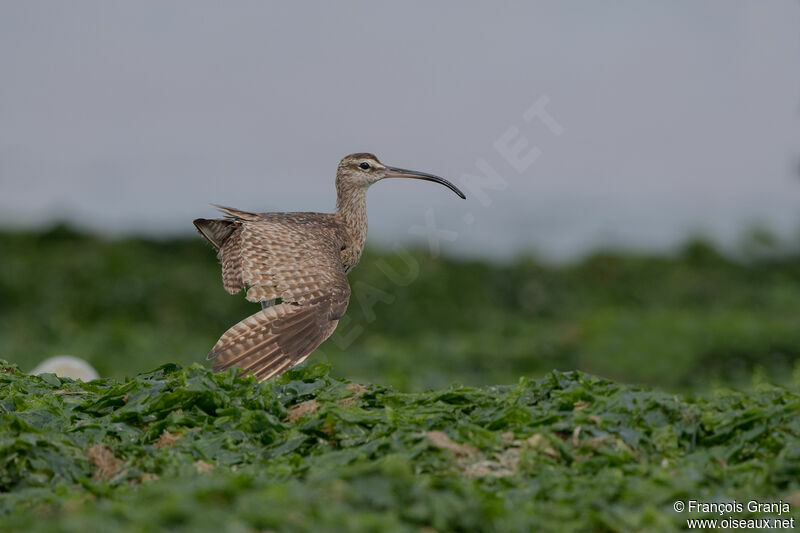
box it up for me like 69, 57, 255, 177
3, 219, 798, 265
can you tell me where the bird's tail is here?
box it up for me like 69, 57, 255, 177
207, 301, 338, 381
193, 218, 236, 250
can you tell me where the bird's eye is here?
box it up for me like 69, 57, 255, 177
359, 162, 371, 170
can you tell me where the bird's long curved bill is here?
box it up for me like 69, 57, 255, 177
384, 166, 466, 199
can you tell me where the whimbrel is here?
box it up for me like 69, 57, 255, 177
194, 153, 466, 381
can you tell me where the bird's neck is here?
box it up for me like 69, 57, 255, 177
336, 182, 368, 267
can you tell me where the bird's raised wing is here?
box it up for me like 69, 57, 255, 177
194, 206, 350, 380
206, 291, 347, 380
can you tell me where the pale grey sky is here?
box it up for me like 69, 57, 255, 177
1, 1, 798, 259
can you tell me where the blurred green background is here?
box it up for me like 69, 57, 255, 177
2, 225, 799, 392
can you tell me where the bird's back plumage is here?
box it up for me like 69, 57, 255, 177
195, 205, 350, 380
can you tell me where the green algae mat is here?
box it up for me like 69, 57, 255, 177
1, 361, 798, 532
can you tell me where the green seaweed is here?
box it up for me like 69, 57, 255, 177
1, 361, 798, 532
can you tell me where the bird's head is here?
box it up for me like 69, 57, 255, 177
336, 153, 466, 199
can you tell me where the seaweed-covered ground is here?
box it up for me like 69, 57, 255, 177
1, 361, 799, 532
2, 228, 800, 530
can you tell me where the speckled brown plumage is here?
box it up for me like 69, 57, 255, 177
194, 153, 465, 381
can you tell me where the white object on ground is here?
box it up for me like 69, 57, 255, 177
31, 355, 100, 381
